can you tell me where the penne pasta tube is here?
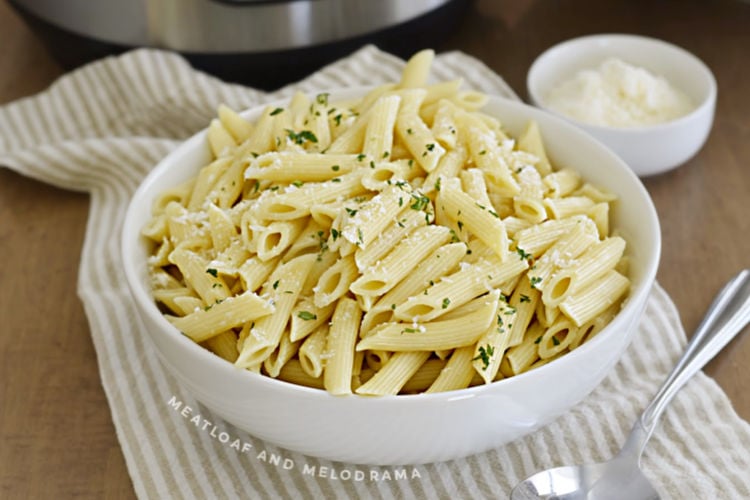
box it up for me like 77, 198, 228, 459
354, 207, 425, 271
236, 254, 316, 367
560, 270, 630, 327
362, 94, 401, 160
425, 346, 476, 393
517, 120, 552, 176
543, 167, 581, 198
437, 180, 509, 260
537, 316, 578, 359
298, 325, 329, 379
542, 236, 626, 307
357, 291, 500, 352
324, 297, 363, 395
393, 256, 527, 322
472, 299, 516, 383
398, 49, 434, 88
169, 290, 274, 343
277, 359, 325, 390
465, 125, 519, 197
244, 152, 360, 182
401, 358, 447, 393
395, 89, 446, 172
263, 330, 301, 378
207, 118, 237, 158
355, 351, 431, 396
256, 170, 367, 220
350, 225, 451, 297
203, 331, 239, 363
218, 104, 253, 143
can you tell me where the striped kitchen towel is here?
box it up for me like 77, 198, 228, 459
1, 45, 749, 499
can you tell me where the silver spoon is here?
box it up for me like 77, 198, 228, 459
510, 269, 750, 500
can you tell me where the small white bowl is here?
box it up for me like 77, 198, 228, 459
527, 34, 717, 177
122, 88, 661, 465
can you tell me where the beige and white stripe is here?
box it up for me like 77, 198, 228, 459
1, 45, 749, 499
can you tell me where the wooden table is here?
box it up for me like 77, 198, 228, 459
1, 0, 748, 497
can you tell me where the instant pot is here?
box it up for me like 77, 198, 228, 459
9, 0, 469, 89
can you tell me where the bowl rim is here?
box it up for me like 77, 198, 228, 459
526, 33, 718, 134
121, 87, 661, 404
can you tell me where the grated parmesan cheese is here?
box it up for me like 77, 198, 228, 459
545, 58, 694, 127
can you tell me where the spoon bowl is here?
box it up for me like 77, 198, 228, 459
511, 269, 750, 500
511, 463, 658, 500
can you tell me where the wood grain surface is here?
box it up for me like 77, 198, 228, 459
1, 0, 748, 497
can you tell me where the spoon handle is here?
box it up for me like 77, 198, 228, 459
637, 269, 750, 441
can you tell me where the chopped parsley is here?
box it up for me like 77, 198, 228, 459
473, 344, 495, 371
410, 193, 430, 211
270, 107, 284, 116
272, 280, 280, 290
285, 129, 318, 145
203, 298, 223, 311
206, 268, 218, 278
530, 276, 543, 289
315, 93, 330, 106
520, 294, 531, 303
331, 165, 340, 171
297, 311, 317, 321
442, 298, 451, 309
315, 230, 328, 256
516, 247, 532, 261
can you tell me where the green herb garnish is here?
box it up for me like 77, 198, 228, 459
530, 276, 542, 289
473, 344, 495, 371
286, 129, 318, 145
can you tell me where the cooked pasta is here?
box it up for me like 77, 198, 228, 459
143, 49, 630, 396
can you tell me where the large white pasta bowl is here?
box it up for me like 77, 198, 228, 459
121, 88, 660, 466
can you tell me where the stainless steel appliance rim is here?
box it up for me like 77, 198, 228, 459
12, 0, 457, 53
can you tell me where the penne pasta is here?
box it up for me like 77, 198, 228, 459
144, 51, 631, 395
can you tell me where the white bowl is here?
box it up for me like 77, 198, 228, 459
121, 89, 661, 465
527, 34, 717, 177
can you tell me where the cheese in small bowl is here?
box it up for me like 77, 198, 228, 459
545, 57, 694, 128
528, 34, 716, 176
